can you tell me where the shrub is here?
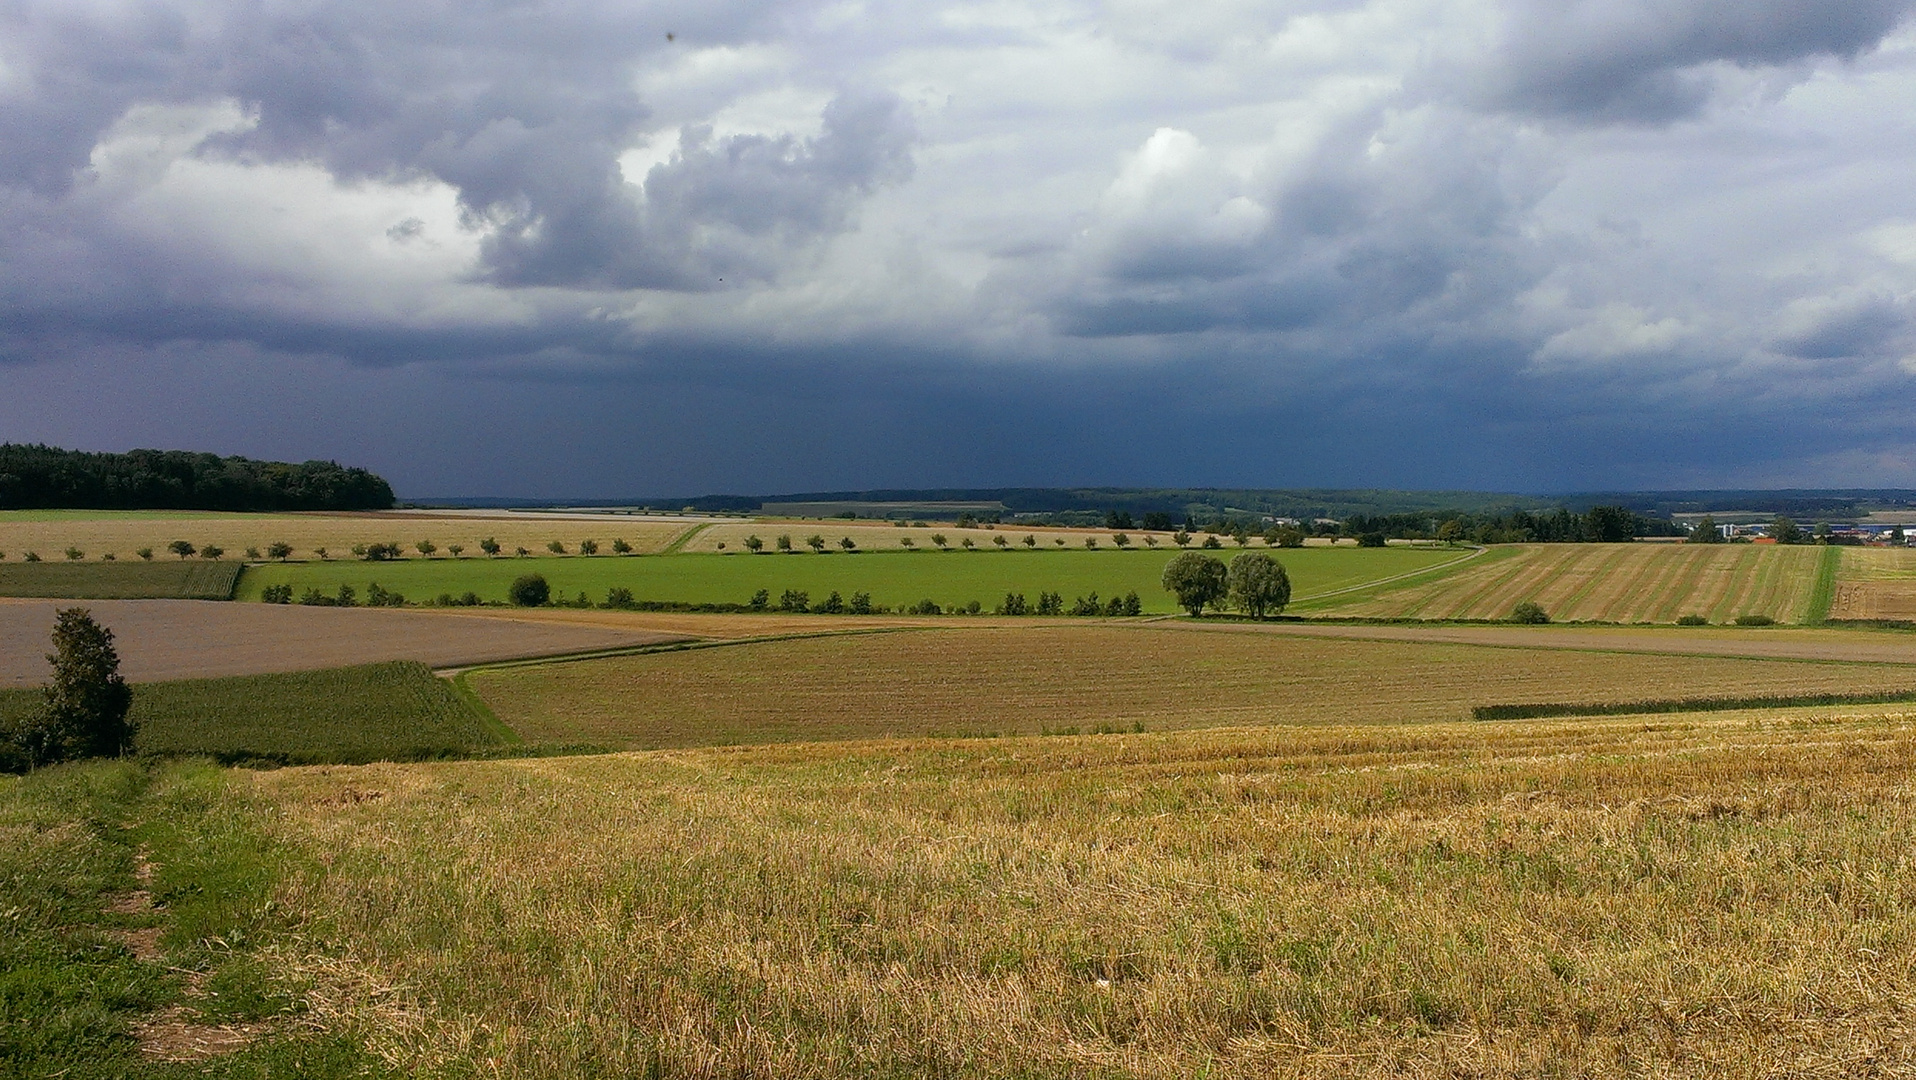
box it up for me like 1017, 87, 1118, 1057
100, 553, 115, 561
611, 538, 632, 555
1083, 536, 1098, 550
1112, 533, 1130, 548
931, 533, 948, 549
1122, 591, 1142, 616
314, 547, 330, 560
1054, 538, 1066, 547
447, 543, 464, 558
748, 589, 770, 611
480, 537, 501, 557
168, 539, 196, 559
64, 547, 83, 560
260, 585, 293, 604
548, 540, 567, 554
350, 544, 368, 558
1676, 614, 1710, 625
333, 584, 357, 607
1036, 591, 1063, 616
910, 599, 942, 615
1358, 532, 1388, 548
244, 547, 262, 560
200, 545, 225, 560
1509, 601, 1550, 624
416, 540, 438, 557
578, 539, 598, 555
962, 537, 976, 550
1173, 530, 1192, 547
604, 587, 636, 609
1070, 593, 1102, 616
1144, 535, 1159, 547
1023, 535, 1037, 547
1001, 592, 1029, 615
850, 592, 873, 615
746, 535, 765, 553
366, 583, 406, 607
1200, 535, 1223, 549
778, 589, 810, 613
362, 542, 401, 561
509, 574, 550, 607
839, 536, 857, 552
23, 551, 40, 562
3, 608, 134, 768
266, 542, 293, 560
815, 591, 845, 614
807, 535, 826, 553
1103, 595, 1126, 616
994, 535, 1010, 549
515, 546, 530, 557
298, 587, 330, 606
899, 536, 915, 550
777, 535, 793, 552
460, 591, 482, 606
965, 600, 982, 615
1734, 614, 1776, 626
136, 547, 154, 560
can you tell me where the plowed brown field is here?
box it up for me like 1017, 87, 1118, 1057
1317, 543, 1825, 623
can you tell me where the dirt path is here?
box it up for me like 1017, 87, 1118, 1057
0, 599, 690, 685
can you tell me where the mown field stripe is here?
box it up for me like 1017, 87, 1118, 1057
1555, 545, 1637, 621
1587, 546, 1674, 622
660, 521, 714, 555
1288, 546, 1488, 613
1707, 547, 1762, 623
1290, 546, 1484, 603
1649, 546, 1718, 623
1804, 544, 1840, 625
1466, 547, 1583, 620
1426, 547, 1542, 619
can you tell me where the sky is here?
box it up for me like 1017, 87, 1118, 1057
4, 1, 1916, 499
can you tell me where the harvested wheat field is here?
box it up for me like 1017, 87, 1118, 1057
0, 509, 693, 564
245, 707, 1916, 1078
0, 599, 686, 685
1829, 546, 1916, 620
1310, 543, 1829, 623
466, 622, 1916, 748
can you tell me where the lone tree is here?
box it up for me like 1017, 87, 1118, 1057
509, 574, 550, 607
1227, 552, 1291, 619
167, 539, 196, 559
266, 541, 294, 561
1161, 551, 1228, 616
9, 609, 135, 768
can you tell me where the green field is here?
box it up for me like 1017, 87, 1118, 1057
0, 661, 500, 765
234, 546, 1466, 613
0, 560, 241, 599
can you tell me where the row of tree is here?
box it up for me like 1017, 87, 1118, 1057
1342, 505, 1674, 544
0, 444, 394, 511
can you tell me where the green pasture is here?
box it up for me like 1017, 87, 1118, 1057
0, 560, 241, 599
233, 546, 1470, 613
0, 661, 500, 765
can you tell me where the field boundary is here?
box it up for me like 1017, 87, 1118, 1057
1474, 686, 1916, 721
1289, 544, 1484, 604
660, 522, 714, 555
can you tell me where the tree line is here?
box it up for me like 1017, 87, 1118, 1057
1341, 505, 1678, 544
0, 444, 395, 511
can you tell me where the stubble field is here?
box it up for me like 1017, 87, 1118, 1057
232, 706, 1916, 1078
1305, 543, 1834, 624
465, 622, 1916, 749
0, 510, 693, 563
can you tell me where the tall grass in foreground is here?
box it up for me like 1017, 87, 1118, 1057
250, 710, 1916, 1077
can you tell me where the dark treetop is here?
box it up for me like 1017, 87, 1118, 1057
0, 444, 395, 512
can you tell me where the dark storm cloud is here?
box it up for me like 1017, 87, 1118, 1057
1457, 0, 1916, 123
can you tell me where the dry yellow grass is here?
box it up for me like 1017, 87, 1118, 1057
678, 520, 1192, 554
1830, 547, 1916, 620
1320, 543, 1825, 623
467, 623, 1916, 748
247, 708, 1916, 1078
0, 511, 691, 562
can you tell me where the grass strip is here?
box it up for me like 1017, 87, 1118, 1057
0, 560, 240, 599
1473, 687, 1916, 721
1804, 544, 1840, 625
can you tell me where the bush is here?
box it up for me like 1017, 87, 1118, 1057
266, 542, 293, 560
1676, 614, 1710, 626
748, 589, 769, 610
361, 542, 401, 561
64, 547, 83, 560
480, 537, 501, 557
1023, 535, 1037, 547
815, 591, 845, 614
778, 589, 809, 613
1509, 601, 1550, 624
1734, 614, 1776, 626
200, 545, 225, 560
136, 547, 154, 560
1001, 592, 1029, 615
168, 540, 196, 559
604, 587, 635, 609
22, 551, 39, 562
910, 599, 942, 615
840, 537, 857, 552
448, 543, 465, 558
1070, 593, 1103, 616
547, 540, 567, 554
1036, 591, 1063, 616
1201, 535, 1222, 549
746, 535, 765, 552
777, 535, 793, 552
416, 540, 438, 557
850, 592, 873, 615
1083, 536, 1098, 550
579, 539, 599, 555
931, 534, 948, 549
260, 584, 293, 604
612, 538, 633, 554
509, 574, 550, 607
1358, 532, 1388, 548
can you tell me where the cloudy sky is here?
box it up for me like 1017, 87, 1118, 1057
4, 1, 1916, 498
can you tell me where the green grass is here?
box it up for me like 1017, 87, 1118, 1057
0, 560, 241, 599
0, 759, 399, 1078
1805, 543, 1841, 625
0, 662, 503, 766
234, 546, 1462, 614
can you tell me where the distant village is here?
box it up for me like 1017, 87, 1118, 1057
1673, 513, 1916, 545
